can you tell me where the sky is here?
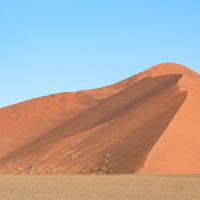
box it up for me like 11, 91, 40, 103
0, 0, 200, 108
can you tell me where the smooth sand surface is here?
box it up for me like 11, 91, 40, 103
1, 175, 200, 200
0, 63, 200, 174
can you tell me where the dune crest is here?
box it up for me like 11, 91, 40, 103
0, 63, 200, 174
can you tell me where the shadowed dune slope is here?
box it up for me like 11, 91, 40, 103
0, 63, 200, 174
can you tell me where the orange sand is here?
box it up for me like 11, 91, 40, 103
0, 63, 199, 174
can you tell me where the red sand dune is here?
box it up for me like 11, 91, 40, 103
0, 63, 200, 174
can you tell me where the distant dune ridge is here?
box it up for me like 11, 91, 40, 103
0, 63, 200, 175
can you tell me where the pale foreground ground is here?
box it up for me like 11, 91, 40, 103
1, 175, 200, 200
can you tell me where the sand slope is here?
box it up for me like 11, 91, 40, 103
0, 63, 200, 174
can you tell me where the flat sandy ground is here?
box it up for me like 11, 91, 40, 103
0, 175, 200, 200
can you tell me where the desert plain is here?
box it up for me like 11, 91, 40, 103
1, 175, 200, 200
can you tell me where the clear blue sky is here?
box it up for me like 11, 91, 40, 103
0, 0, 200, 108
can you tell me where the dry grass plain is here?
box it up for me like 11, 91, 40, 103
0, 175, 200, 200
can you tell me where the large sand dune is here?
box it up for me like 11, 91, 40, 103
0, 63, 200, 174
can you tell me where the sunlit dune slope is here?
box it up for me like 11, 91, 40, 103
0, 63, 199, 174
